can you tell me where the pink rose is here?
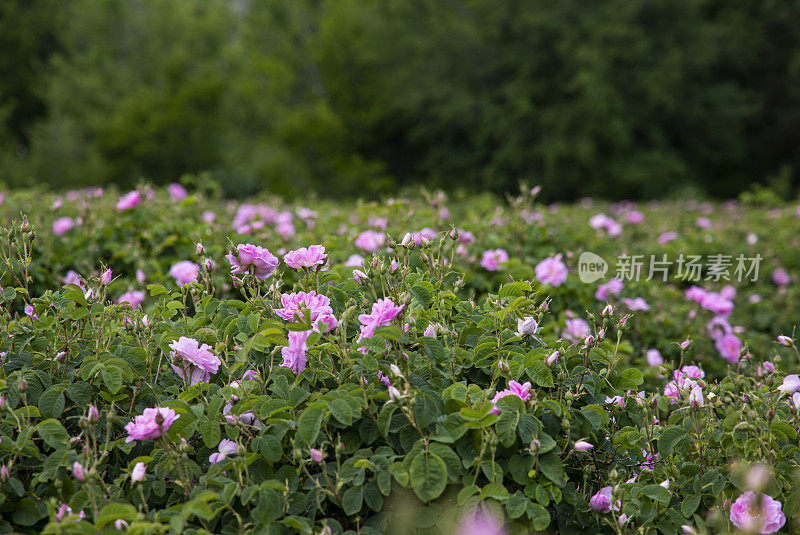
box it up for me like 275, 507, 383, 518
284, 245, 327, 270
227, 244, 278, 279
730, 492, 785, 534
169, 261, 200, 287
124, 407, 180, 442
480, 249, 509, 271
169, 336, 221, 384
535, 255, 568, 286
116, 190, 140, 211
52, 217, 75, 236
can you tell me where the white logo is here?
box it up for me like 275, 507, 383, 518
578, 252, 608, 283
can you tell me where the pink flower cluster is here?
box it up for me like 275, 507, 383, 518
663, 365, 705, 402
169, 336, 221, 385
595, 278, 623, 300
124, 407, 180, 442
685, 285, 734, 316
275, 291, 338, 333
588, 213, 622, 237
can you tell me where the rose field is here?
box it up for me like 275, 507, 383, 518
1, 184, 800, 535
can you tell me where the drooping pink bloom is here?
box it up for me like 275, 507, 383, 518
116, 190, 141, 211
357, 298, 404, 351
169, 337, 221, 385
480, 249, 509, 272
354, 230, 386, 252
52, 217, 75, 236
729, 491, 785, 534
716, 333, 742, 364
226, 244, 278, 280
284, 245, 327, 270
169, 261, 200, 287
535, 255, 568, 286
490, 380, 532, 413
209, 439, 238, 464
168, 183, 188, 201
274, 291, 338, 333
280, 330, 311, 374
117, 290, 145, 308
124, 407, 180, 442
590, 486, 620, 512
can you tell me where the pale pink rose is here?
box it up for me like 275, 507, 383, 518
169, 336, 221, 384
345, 254, 365, 267
116, 190, 140, 211
457, 508, 507, 535
490, 380, 531, 414
168, 183, 188, 201
131, 462, 146, 482
658, 231, 679, 244
772, 268, 791, 286
284, 245, 327, 270
715, 334, 741, 364
117, 290, 145, 308
52, 217, 75, 236
480, 249, 509, 271
169, 261, 200, 287
124, 407, 180, 442
646, 349, 663, 366
626, 210, 644, 224
354, 230, 385, 252
535, 255, 568, 286
226, 244, 278, 279
274, 291, 337, 332
563, 318, 590, 343
357, 298, 404, 351
729, 491, 785, 534
574, 440, 593, 451
280, 330, 311, 374
621, 297, 649, 311
595, 278, 624, 300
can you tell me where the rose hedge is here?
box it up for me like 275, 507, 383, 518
0, 185, 799, 533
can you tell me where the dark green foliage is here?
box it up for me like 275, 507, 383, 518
1, 0, 800, 198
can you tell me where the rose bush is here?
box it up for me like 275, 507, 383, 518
0, 185, 799, 533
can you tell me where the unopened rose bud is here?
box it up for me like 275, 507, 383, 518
55, 351, 66, 362
18, 380, 26, 393
497, 360, 510, 373
87, 405, 99, 423
204, 258, 214, 272
310, 448, 324, 463
73, 462, 86, 482
155, 411, 165, 425
196, 242, 204, 255
529, 439, 540, 452
597, 329, 605, 339
0, 465, 8, 482
28, 232, 35, 241
101, 269, 112, 285
131, 462, 146, 482
574, 440, 593, 452
546, 351, 559, 366
20, 219, 29, 230
353, 270, 367, 284
602, 304, 613, 317
777, 335, 794, 347
680, 339, 691, 350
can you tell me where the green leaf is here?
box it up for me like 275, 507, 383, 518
297, 406, 325, 445
12, 497, 46, 526
37, 419, 70, 449
423, 338, 446, 363
200, 420, 221, 448
329, 399, 353, 425
147, 283, 168, 296
102, 366, 123, 394
410, 452, 448, 502
96, 503, 138, 529
342, 486, 364, 516
481, 483, 509, 500
641, 484, 672, 504
682, 494, 702, 517
538, 453, 566, 487
527, 360, 554, 388
378, 405, 396, 437
658, 426, 686, 457
528, 503, 551, 531
38, 387, 65, 419
495, 410, 519, 447
410, 284, 433, 308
